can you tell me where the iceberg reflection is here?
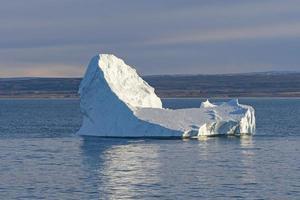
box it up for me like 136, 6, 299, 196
80, 137, 262, 199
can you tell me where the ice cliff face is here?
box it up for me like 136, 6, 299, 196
80, 54, 162, 110
77, 54, 256, 137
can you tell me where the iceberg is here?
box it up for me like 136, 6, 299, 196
77, 54, 255, 138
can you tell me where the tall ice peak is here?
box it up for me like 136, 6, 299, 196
82, 54, 162, 110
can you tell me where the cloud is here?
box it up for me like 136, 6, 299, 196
146, 22, 300, 45
0, 63, 84, 77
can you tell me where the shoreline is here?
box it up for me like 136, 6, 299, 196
1, 96, 300, 100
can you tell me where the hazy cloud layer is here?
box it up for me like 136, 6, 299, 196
0, 0, 299, 77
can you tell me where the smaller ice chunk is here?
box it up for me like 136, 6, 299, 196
200, 99, 216, 108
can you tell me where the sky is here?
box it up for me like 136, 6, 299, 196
1, 0, 300, 77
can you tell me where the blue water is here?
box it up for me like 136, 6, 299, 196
0, 98, 299, 199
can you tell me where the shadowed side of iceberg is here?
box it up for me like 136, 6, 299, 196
77, 55, 182, 137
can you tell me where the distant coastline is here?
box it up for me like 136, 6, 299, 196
1, 72, 300, 98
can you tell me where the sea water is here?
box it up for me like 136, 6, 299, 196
0, 98, 299, 199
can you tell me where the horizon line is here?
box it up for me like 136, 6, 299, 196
0, 70, 300, 79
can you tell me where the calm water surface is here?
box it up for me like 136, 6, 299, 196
0, 98, 299, 199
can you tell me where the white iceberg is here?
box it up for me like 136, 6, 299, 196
77, 54, 255, 138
